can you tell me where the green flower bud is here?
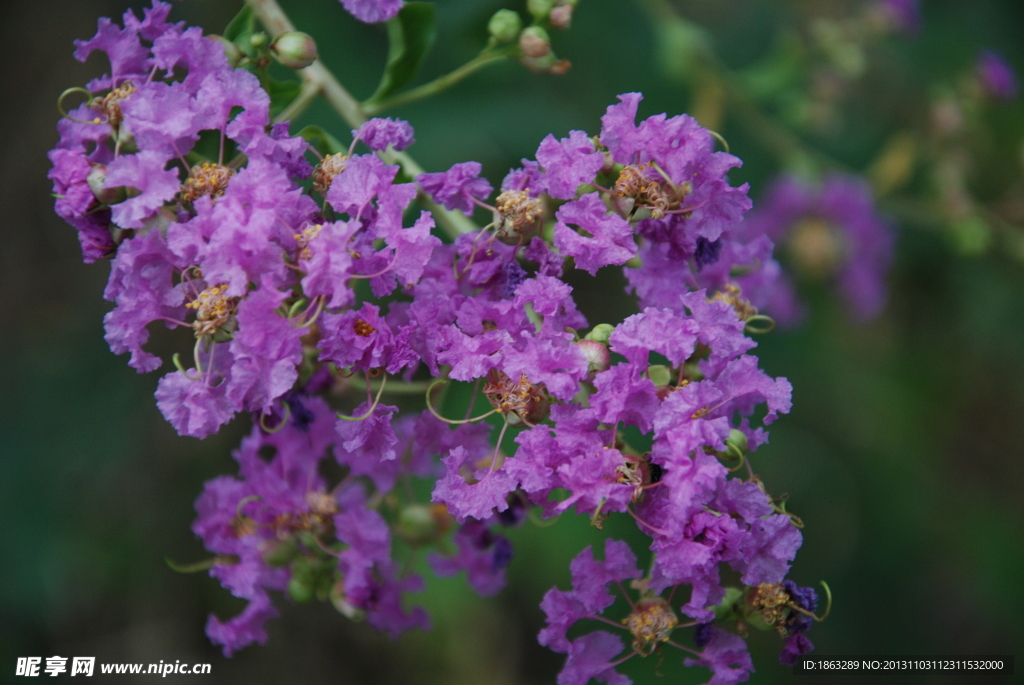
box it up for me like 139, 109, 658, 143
583, 323, 614, 344
577, 340, 610, 376
86, 164, 126, 205
725, 428, 748, 455
270, 31, 318, 70
208, 34, 243, 67
488, 9, 522, 43
330, 581, 367, 621
396, 504, 440, 546
647, 364, 672, 387
519, 26, 551, 59
249, 31, 268, 49
527, 0, 554, 20
262, 539, 298, 567
287, 576, 314, 603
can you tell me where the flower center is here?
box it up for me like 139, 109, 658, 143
99, 81, 136, 127
181, 162, 235, 204
711, 283, 758, 321
231, 514, 257, 538
748, 582, 791, 629
483, 370, 549, 425
614, 164, 678, 219
788, 218, 844, 278
494, 189, 543, 239
311, 153, 348, 194
186, 283, 238, 337
353, 319, 376, 337
294, 223, 324, 261
623, 598, 678, 655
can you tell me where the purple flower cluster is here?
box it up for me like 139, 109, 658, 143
52, 6, 820, 679
736, 174, 895, 324
976, 50, 1019, 102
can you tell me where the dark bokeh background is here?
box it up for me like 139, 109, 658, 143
3, 0, 1023, 682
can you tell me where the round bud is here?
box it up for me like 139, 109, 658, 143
577, 339, 610, 376
646, 364, 672, 387
271, 31, 318, 70
208, 34, 243, 67
86, 164, 126, 205
249, 31, 268, 49
396, 504, 440, 546
261, 539, 298, 567
583, 323, 614, 344
550, 4, 574, 29
519, 26, 551, 59
488, 9, 522, 43
287, 576, 314, 603
527, 0, 554, 20
725, 428, 748, 455
330, 581, 367, 621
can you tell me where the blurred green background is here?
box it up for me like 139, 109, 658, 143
3, 0, 1023, 682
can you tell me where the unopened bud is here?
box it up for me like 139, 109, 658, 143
262, 539, 298, 567
87, 164, 126, 205
519, 26, 551, 59
208, 34, 243, 67
396, 504, 440, 546
271, 31, 318, 69
550, 4, 574, 29
249, 31, 268, 49
647, 364, 672, 387
577, 339, 610, 376
584, 323, 614, 344
287, 576, 314, 603
488, 9, 522, 43
527, 0, 554, 20
725, 428, 748, 455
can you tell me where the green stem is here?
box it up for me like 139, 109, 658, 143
245, 0, 477, 239
274, 77, 321, 123
363, 49, 516, 115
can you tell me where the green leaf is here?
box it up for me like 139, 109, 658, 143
268, 78, 303, 118
223, 5, 256, 43
296, 125, 347, 156
366, 2, 437, 104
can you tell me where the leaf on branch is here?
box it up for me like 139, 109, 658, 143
366, 2, 437, 105
223, 4, 256, 45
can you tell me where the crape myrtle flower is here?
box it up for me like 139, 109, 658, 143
737, 174, 895, 324
976, 50, 1019, 102
56, 17, 817, 676
874, 0, 920, 35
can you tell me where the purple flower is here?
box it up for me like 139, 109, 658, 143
536, 130, 605, 200
554, 193, 637, 275
876, 0, 919, 34
417, 162, 493, 214
558, 632, 630, 685
429, 519, 511, 596
206, 590, 278, 657
354, 117, 415, 151
683, 628, 754, 685
104, 151, 180, 228
977, 50, 1019, 101
340, 0, 403, 23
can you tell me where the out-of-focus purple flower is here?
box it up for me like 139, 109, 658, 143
739, 174, 895, 323
876, 0, 919, 35
354, 117, 415, 150
977, 50, 1019, 102
340, 0, 402, 24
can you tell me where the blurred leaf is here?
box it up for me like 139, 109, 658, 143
655, 16, 712, 83
268, 78, 302, 118
950, 215, 992, 255
297, 125, 346, 156
366, 3, 437, 104
739, 32, 804, 101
